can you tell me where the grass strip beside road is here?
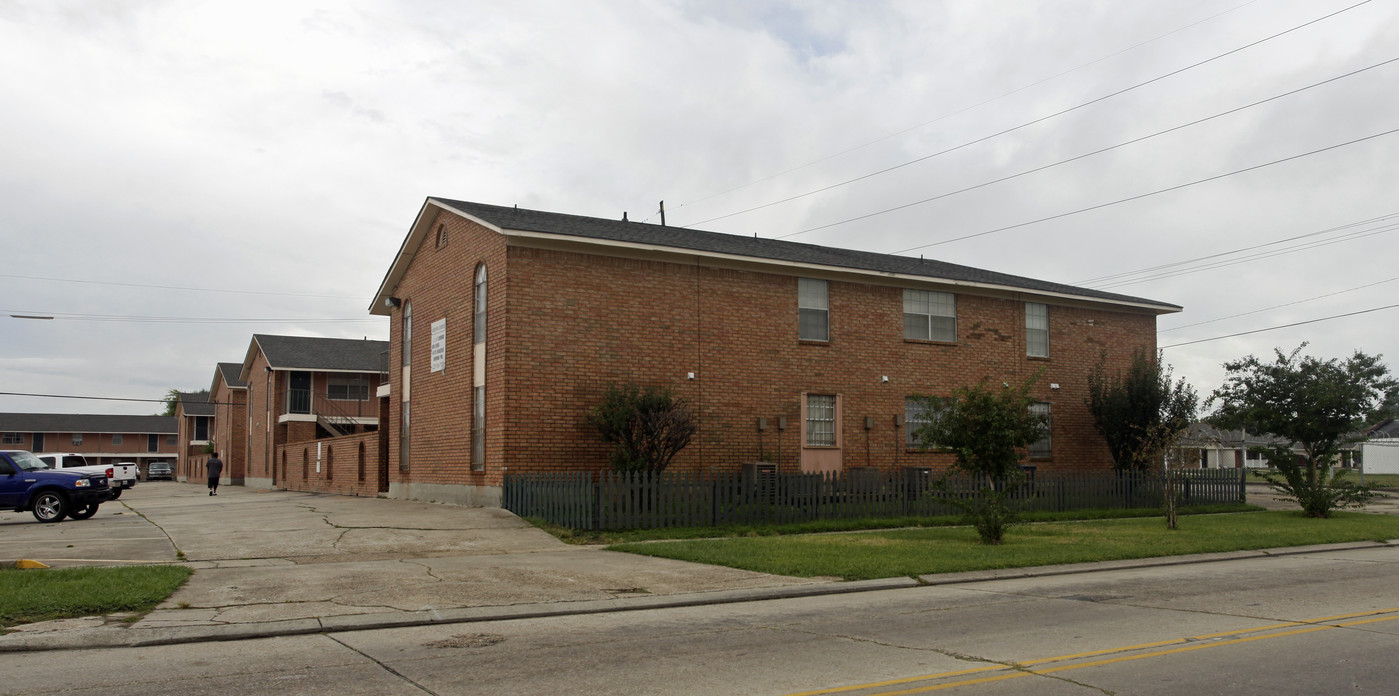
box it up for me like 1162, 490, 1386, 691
0, 565, 192, 628
608, 511, 1399, 581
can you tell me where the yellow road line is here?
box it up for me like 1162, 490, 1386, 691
783, 607, 1399, 696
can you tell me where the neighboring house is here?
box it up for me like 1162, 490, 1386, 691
1177, 423, 1276, 469
175, 391, 214, 482
1361, 419, 1399, 474
238, 334, 389, 493
367, 198, 1181, 507
0, 413, 178, 475
211, 362, 249, 485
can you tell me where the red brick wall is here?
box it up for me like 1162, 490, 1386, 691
211, 381, 247, 482
384, 210, 1161, 493
384, 210, 508, 488
275, 432, 381, 497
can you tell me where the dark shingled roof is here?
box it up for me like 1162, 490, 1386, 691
178, 392, 214, 417
254, 334, 390, 372
0, 413, 177, 434
432, 198, 1178, 311
217, 362, 247, 389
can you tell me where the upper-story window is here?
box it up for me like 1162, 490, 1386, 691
474, 264, 488, 345
904, 289, 956, 342
798, 278, 829, 342
328, 375, 370, 401
147, 434, 160, 453
402, 301, 412, 367
72, 433, 84, 446
1, 433, 20, 445
112, 433, 123, 445
1026, 302, 1049, 358
194, 416, 210, 441
166, 434, 177, 446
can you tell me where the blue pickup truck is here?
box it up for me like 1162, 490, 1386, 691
0, 450, 111, 523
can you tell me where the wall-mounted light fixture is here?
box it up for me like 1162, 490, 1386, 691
881, 375, 889, 383
1050, 383, 1061, 390
687, 372, 696, 380
385, 296, 402, 308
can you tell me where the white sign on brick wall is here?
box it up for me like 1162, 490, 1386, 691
430, 318, 446, 372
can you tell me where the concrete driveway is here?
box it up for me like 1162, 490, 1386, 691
1, 481, 820, 647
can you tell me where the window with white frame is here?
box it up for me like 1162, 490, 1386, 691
798, 278, 829, 341
112, 433, 123, 445
904, 289, 956, 342
402, 301, 412, 367
1026, 302, 1049, 358
1029, 402, 1051, 458
1, 433, 20, 445
194, 416, 210, 441
906, 396, 953, 448
328, 375, 370, 401
805, 393, 836, 447
72, 433, 84, 446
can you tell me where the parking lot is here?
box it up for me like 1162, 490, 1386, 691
0, 481, 179, 567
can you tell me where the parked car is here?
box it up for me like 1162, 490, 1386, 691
147, 462, 173, 481
37, 452, 138, 499
0, 450, 110, 522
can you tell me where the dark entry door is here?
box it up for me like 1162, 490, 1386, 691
288, 371, 312, 414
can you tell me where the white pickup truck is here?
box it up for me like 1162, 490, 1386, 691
38, 453, 139, 499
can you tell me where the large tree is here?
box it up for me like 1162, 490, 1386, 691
913, 376, 1047, 544
1085, 349, 1198, 528
1086, 349, 1198, 472
1209, 344, 1398, 518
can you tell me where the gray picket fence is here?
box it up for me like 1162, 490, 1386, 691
503, 467, 1246, 531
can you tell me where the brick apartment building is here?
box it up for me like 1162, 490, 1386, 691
237, 334, 388, 492
367, 198, 1181, 507
210, 362, 248, 485
0, 413, 178, 475
174, 391, 214, 481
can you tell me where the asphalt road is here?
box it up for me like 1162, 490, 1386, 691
3, 542, 1395, 695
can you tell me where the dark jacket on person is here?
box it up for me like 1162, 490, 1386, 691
207, 456, 224, 480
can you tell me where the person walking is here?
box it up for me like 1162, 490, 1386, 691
207, 451, 224, 496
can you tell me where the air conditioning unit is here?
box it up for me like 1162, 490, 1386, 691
742, 462, 778, 502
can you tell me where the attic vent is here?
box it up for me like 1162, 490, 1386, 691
435, 223, 448, 249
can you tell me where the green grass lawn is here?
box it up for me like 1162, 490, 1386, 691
0, 565, 192, 628
608, 511, 1399, 581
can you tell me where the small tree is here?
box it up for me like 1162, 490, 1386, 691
914, 376, 1047, 544
586, 384, 697, 474
1085, 349, 1198, 528
1209, 344, 1398, 518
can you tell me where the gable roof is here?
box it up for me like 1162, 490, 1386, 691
177, 391, 214, 418
0, 413, 177, 434
371, 197, 1180, 316
242, 334, 389, 379
216, 362, 247, 390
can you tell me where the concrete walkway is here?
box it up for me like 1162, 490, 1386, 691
2, 480, 1396, 652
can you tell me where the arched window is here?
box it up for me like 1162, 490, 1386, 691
473, 264, 487, 471
357, 442, 366, 482
474, 265, 487, 345
326, 448, 334, 481
302, 448, 309, 480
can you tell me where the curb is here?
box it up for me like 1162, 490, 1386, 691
2, 539, 1393, 653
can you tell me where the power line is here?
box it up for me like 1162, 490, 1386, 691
1160, 303, 1399, 348
0, 391, 242, 406
1160, 276, 1399, 333
1077, 212, 1399, 285
660, 0, 1261, 220
1089, 221, 1399, 290
2, 310, 381, 324
778, 56, 1399, 240
0, 274, 365, 300
683, 0, 1373, 229
889, 126, 1399, 255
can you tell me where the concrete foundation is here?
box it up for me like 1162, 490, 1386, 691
387, 481, 502, 508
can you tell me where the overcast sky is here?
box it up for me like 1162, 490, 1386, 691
2, 0, 1396, 416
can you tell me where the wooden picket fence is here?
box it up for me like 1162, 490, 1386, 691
502, 467, 1246, 531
